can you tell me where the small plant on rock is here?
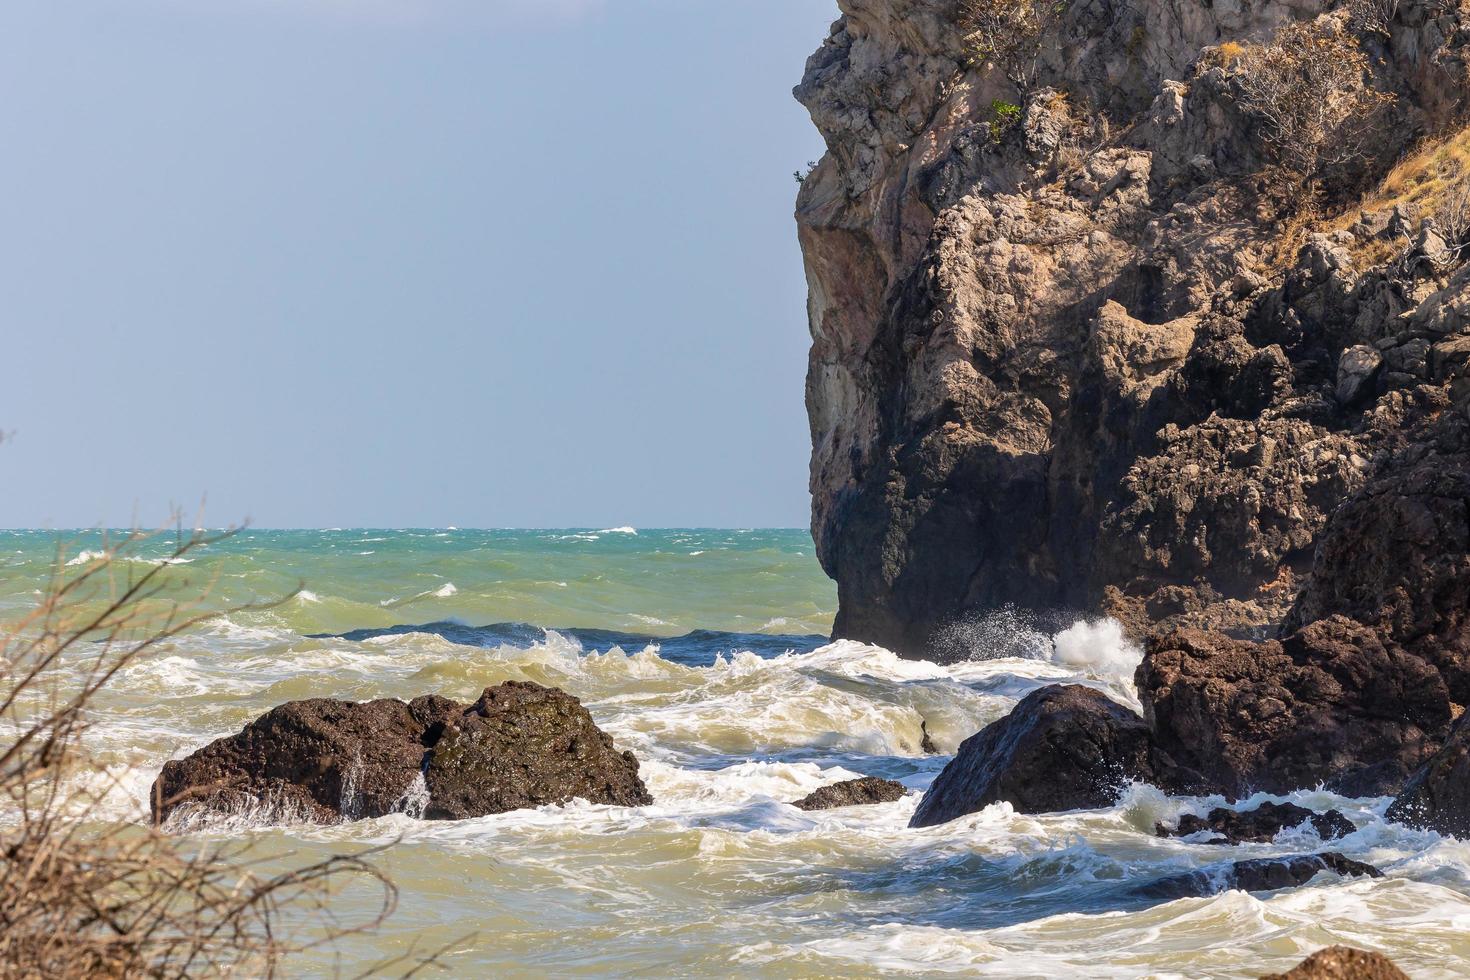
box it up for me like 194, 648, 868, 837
988, 99, 1023, 141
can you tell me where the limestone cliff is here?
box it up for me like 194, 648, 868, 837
795, 0, 1470, 659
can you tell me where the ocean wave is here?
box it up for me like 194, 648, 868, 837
64, 549, 194, 568
51, 602, 1470, 978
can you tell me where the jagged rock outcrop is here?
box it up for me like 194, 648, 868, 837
1135, 852, 1382, 901
791, 776, 908, 811
909, 684, 1199, 827
796, 0, 1470, 657
1157, 801, 1356, 845
153, 681, 651, 826
1387, 710, 1470, 837
1139, 617, 1453, 797
1289, 405, 1470, 702
1262, 947, 1410, 980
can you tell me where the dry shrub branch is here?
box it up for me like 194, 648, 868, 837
0, 525, 431, 978
957, 0, 1071, 92
1229, 18, 1396, 210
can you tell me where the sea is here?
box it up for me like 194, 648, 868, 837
3, 527, 1468, 978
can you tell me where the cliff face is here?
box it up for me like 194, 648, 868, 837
795, 0, 1470, 658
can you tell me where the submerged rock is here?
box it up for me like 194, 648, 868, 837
1261, 946, 1410, 980
1388, 711, 1470, 839
1139, 617, 1452, 798
1136, 853, 1381, 901
909, 685, 1197, 828
791, 776, 907, 811
1158, 802, 1356, 846
153, 681, 651, 825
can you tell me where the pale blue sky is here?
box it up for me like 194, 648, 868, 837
1, 0, 837, 529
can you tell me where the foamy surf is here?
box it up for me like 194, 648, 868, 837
8, 529, 1466, 977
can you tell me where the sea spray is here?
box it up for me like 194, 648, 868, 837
8, 530, 1469, 977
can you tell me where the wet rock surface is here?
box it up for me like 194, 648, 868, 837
153, 681, 651, 825
909, 685, 1198, 828
1136, 853, 1382, 901
791, 776, 908, 811
1261, 946, 1410, 980
1158, 802, 1356, 846
1388, 711, 1470, 839
1139, 617, 1453, 798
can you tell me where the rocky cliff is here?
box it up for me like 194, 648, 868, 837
795, 0, 1470, 660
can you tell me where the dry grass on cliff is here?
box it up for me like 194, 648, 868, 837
0, 527, 432, 978
1319, 124, 1470, 265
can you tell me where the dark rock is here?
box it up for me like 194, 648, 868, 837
1388, 710, 1470, 838
1136, 853, 1382, 901
1139, 617, 1452, 798
422, 682, 653, 821
1289, 410, 1470, 702
1157, 802, 1356, 845
153, 681, 651, 825
1261, 946, 1410, 980
152, 696, 456, 824
791, 776, 908, 811
909, 685, 1199, 828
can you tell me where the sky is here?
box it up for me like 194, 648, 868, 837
0, 0, 838, 529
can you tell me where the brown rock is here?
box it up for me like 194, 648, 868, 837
794, 0, 1470, 658
153, 681, 651, 826
1388, 710, 1470, 839
1290, 412, 1470, 702
1261, 946, 1410, 980
421, 682, 652, 821
152, 696, 455, 824
1139, 617, 1452, 797
791, 776, 908, 811
909, 685, 1199, 828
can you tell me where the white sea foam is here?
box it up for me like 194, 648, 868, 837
599, 526, 638, 535
63, 549, 194, 567
58, 599, 1470, 978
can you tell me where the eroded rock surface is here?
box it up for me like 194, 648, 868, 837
1261, 946, 1410, 980
1157, 802, 1355, 845
153, 681, 651, 826
909, 684, 1198, 827
791, 776, 908, 811
1387, 710, 1470, 838
1139, 617, 1452, 797
795, 0, 1470, 656
1289, 408, 1470, 702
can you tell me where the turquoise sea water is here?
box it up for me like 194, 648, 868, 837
0, 527, 837, 652
5, 529, 1470, 978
